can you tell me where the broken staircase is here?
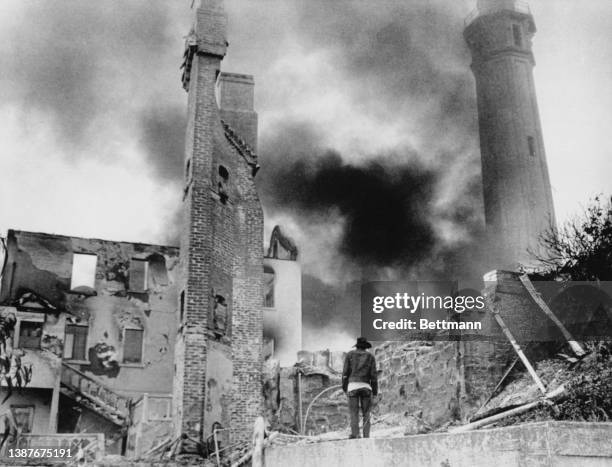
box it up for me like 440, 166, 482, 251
60, 362, 132, 426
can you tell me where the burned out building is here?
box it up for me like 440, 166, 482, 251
0, 0, 303, 458
0, 225, 300, 457
263, 226, 302, 367
0, 230, 179, 456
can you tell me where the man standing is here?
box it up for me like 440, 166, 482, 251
342, 337, 378, 439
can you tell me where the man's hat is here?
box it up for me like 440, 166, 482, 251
353, 337, 372, 349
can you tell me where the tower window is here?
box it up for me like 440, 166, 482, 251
180, 290, 185, 322
218, 165, 229, 203
263, 266, 275, 308
209, 292, 228, 335
512, 24, 523, 47
527, 136, 536, 157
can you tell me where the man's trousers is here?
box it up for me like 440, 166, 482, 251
347, 388, 372, 438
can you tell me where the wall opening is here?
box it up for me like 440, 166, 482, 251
18, 321, 43, 350
129, 259, 149, 293
209, 292, 228, 336
123, 329, 144, 364
512, 24, 523, 47
527, 136, 536, 157
263, 266, 275, 308
64, 324, 89, 361
70, 253, 97, 290
11, 405, 34, 433
218, 165, 229, 203
180, 290, 185, 323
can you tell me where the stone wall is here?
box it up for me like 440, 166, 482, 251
264, 350, 348, 435
374, 341, 461, 429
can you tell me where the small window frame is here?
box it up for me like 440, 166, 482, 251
527, 136, 536, 157
11, 405, 35, 434
16, 318, 44, 350
512, 24, 523, 48
129, 258, 149, 293
64, 323, 89, 362
122, 328, 145, 366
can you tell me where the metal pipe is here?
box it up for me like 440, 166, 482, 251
213, 427, 220, 467
297, 371, 303, 434
301, 384, 342, 434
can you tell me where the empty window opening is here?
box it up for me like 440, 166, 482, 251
129, 259, 149, 293
71, 253, 97, 290
512, 24, 523, 47
19, 321, 43, 349
527, 136, 536, 157
64, 324, 88, 360
263, 266, 275, 308
209, 292, 228, 335
218, 165, 229, 203
180, 290, 185, 322
11, 406, 34, 434
123, 329, 144, 364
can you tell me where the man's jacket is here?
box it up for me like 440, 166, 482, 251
342, 349, 378, 395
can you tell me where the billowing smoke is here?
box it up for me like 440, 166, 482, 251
259, 142, 438, 269
2, 0, 188, 179
1, 0, 485, 346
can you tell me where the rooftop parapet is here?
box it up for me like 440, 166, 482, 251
465, 0, 531, 27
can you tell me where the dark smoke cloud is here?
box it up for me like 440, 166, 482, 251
252, 0, 484, 283
260, 148, 437, 268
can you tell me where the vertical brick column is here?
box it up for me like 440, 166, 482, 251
231, 192, 264, 442
173, 0, 227, 443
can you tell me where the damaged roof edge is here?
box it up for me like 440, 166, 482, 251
8, 229, 179, 252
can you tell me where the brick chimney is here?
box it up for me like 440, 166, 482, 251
174, 0, 228, 448
218, 72, 258, 151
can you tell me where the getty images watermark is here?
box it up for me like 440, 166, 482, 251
361, 280, 612, 342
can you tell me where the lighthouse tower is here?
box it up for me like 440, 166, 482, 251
464, 0, 556, 268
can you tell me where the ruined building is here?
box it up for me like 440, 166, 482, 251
0, 0, 305, 459
464, 0, 556, 268
0, 231, 180, 456
264, 226, 302, 367
173, 0, 263, 448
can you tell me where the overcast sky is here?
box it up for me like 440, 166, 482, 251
0, 0, 611, 286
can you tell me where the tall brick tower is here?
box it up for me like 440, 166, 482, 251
174, 0, 264, 449
464, 0, 556, 268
